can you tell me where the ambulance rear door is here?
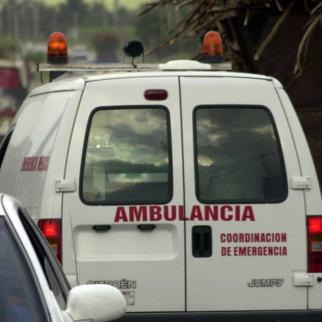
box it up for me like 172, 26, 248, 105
63, 76, 185, 312
180, 76, 307, 311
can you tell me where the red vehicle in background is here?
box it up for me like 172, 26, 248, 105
0, 59, 29, 141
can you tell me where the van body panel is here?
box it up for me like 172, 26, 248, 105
276, 89, 322, 309
0, 95, 46, 198
180, 77, 307, 310
38, 91, 82, 216
0, 68, 321, 317
84, 71, 272, 83
0, 91, 81, 217
276, 88, 322, 215
63, 77, 185, 312
39, 90, 84, 281
30, 77, 85, 96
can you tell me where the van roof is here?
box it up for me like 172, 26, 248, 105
30, 70, 280, 97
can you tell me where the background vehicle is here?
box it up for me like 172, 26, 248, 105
0, 193, 126, 322
0, 59, 29, 103
0, 32, 322, 321
0, 59, 30, 142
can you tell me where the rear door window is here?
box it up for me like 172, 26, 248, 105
81, 107, 172, 204
194, 106, 287, 203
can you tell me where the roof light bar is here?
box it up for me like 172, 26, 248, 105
200, 31, 224, 63
47, 32, 68, 65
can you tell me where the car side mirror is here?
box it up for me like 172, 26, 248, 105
64, 284, 126, 322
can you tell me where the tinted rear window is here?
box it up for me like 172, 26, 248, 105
81, 107, 172, 204
194, 106, 287, 203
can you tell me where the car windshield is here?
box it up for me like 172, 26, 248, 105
0, 217, 47, 322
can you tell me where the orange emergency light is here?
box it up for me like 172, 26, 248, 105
200, 31, 224, 63
47, 32, 68, 64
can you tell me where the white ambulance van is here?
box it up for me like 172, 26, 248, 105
0, 31, 322, 321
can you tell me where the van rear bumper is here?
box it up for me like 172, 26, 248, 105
121, 310, 322, 322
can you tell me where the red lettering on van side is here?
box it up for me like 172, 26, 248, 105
129, 206, 147, 222
178, 205, 188, 221
190, 205, 203, 221
115, 207, 128, 222
235, 206, 240, 221
21, 156, 50, 172
21, 157, 39, 171
221, 205, 233, 221
30, 157, 37, 171
37, 156, 49, 171
150, 206, 162, 221
164, 206, 176, 221
114, 205, 256, 223
242, 206, 255, 221
205, 205, 219, 221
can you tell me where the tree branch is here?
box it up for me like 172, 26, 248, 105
254, 1, 294, 61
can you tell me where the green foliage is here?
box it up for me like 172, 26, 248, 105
24, 52, 45, 63
0, 35, 17, 57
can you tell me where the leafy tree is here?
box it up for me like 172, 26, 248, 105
141, 0, 322, 75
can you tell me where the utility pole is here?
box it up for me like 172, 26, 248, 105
31, 0, 39, 41
11, 0, 20, 55
100, 0, 107, 27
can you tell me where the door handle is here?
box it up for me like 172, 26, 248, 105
137, 224, 156, 231
92, 225, 111, 232
192, 226, 212, 257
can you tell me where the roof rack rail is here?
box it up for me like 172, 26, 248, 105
37, 61, 232, 73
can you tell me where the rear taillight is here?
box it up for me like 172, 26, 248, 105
38, 219, 62, 263
307, 216, 322, 272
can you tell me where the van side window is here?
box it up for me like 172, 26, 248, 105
81, 107, 172, 204
194, 106, 287, 203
